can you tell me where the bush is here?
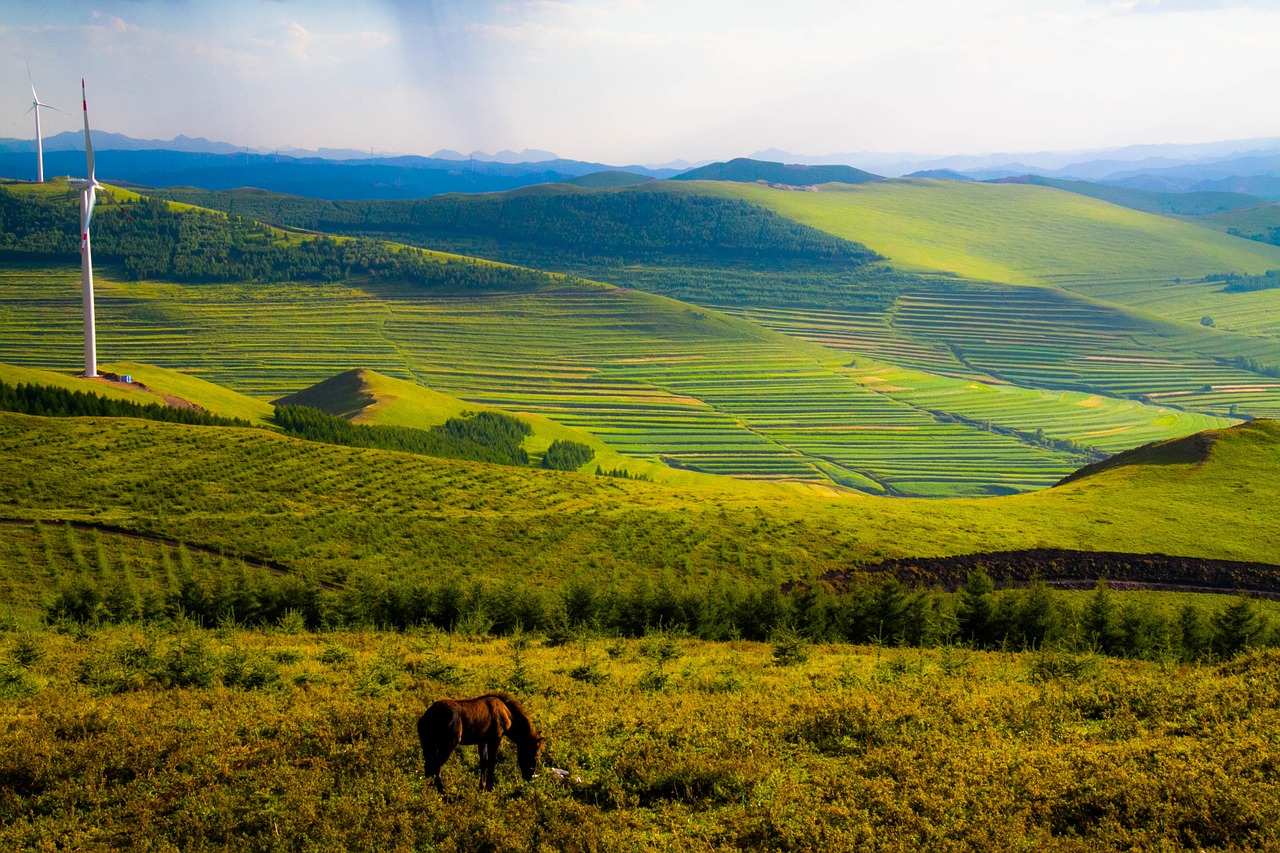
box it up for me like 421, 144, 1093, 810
540, 439, 595, 471
221, 646, 281, 690
159, 633, 218, 688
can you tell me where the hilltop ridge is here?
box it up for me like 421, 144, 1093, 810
1057, 418, 1278, 485
672, 158, 882, 186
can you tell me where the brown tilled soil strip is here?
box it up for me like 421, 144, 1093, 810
825, 548, 1280, 600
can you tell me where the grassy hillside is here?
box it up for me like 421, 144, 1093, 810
709, 178, 1280, 337
276, 367, 683, 481
1192, 201, 1280, 246
3, 178, 1273, 495
1, 413, 1277, 592
1, 261, 1116, 496
0, 362, 275, 425
994, 175, 1264, 216
709, 178, 1280, 287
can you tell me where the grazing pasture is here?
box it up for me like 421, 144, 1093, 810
3, 625, 1280, 851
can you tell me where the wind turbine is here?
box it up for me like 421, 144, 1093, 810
25, 65, 65, 183
68, 80, 100, 378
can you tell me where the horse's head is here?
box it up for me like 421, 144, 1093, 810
516, 735, 545, 781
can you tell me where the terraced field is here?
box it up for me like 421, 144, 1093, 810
1043, 272, 1280, 339
0, 264, 1094, 496
721, 285, 1280, 421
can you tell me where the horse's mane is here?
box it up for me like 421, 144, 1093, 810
483, 692, 538, 740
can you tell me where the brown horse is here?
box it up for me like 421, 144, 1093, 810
417, 693, 544, 793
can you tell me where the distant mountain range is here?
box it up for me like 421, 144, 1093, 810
756, 138, 1280, 200
0, 133, 683, 200
4, 129, 1280, 202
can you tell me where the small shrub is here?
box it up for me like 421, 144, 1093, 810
770, 625, 809, 666
639, 627, 683, 668
569, 662, 610, 685
505, 632, 537, 693
77, 641, 153, 695
221, 646, 281, 690
275, 609, 307, 636
1029, 647, 1103, 682
159, 633, 218, 688
695, 668, 743, 694
319, 643, 354, 665
0, 662, 40, 699
11, 632, 45, 668
454, 609, 495, 638
637, 669, 668, 692
354, 654, 401, 697
420, 655, 463, 686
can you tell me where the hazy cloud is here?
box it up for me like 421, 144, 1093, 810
3, 0, 1280, 163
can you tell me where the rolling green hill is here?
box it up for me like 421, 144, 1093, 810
275, 367, 684, 480
993, 175, 1264, 216
1192, 201, 1280, 246
0, 413, 1276, 592
2, 174, 1269, 496
707, 178, 1280, 289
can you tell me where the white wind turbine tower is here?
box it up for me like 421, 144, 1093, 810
68, 80, 101, 378
25, 65, 65, 183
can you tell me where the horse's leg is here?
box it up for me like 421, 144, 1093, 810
479, 737, 503, 791
420, 714, 462, 796
476, 742, 489, 791
431, 742, 457, 794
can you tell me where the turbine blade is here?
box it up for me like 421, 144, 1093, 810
84, 186, 96, 232
27, 62, 35, 101
81, 79, 95, 182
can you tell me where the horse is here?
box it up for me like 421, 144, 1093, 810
417, 692, 545, 793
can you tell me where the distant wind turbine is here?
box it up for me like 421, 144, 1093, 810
25, 65, 65, 183
68, 80, 100, 378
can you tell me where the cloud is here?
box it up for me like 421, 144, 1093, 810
277, 20, 397, 64
1095, 0, 1280, 12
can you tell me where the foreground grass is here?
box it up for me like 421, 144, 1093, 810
2, 624, 1278, 851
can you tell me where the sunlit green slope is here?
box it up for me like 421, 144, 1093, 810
0, 263, 1100, 496
0, 361, 275, 425
707, 178, 1280, 333
275, 367, 690, 482
0, 414, 1275, 589
709, 178, 1280, 285
1, 179, 1268, 497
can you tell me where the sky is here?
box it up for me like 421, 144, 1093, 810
3, 0, 1280, 166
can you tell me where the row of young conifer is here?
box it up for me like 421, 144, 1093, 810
37, 536, 1274, 664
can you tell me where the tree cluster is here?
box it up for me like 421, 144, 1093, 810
150, 186, 882, 265
0, 379, 251, 428
540, 439, 595, 470
1206, 269, 1280, 293
273, 405, 531, 466
0, 188, 553, 291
